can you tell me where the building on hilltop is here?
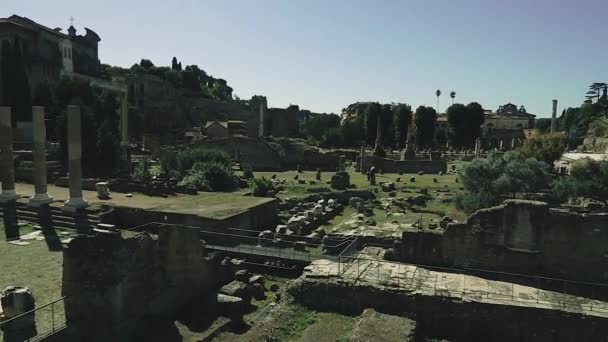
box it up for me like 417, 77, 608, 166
0, 14, 102, 103
483, 103, 536, 133
482, 103, 536, 149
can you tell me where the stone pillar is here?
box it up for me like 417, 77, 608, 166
0, 107, 20, 202
551, 99, 558, 133
474, 138, 481, 157
359, 143, 366, 173
258, 98, 266, 138
28, 107, 53, 207
120, 94, 130, 175
374, 113, 383, 156
63, 106, 88, 211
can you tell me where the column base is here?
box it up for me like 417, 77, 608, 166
28, 193, 54, 207
0, 190, 21, 203
62, 197, 88, 212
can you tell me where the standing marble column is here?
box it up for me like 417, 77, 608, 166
63, 105, 88, 211
359, 143, 366, 173
0, 107, 20, 202
29, 107, 53, 206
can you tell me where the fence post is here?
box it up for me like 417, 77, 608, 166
563, 281, 567, 308
591, 285, 594, 311
397, 264, 400, 289
511, 282, 514, 301
536, 277, 540, 303
52, 301, 55, 332
462, 274, 466, 298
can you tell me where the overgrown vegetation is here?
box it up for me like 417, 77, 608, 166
252, 177, 274, 197
160, 147, 236, 192
553, 158, 608, 205
33, 77, 122, 176
518, 132, 567, 166
178, 161, 235, 191
455, 151, 552, 213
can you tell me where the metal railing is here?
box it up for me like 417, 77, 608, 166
0, 296, 67, 341
335, 256, 608, 314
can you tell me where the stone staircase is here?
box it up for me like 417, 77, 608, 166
0, 200, 101, 232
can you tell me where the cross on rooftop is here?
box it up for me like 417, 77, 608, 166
69, 16, 75, 26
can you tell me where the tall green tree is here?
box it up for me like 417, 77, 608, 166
364, 102, 381, 146
414, 106, 437, 149
394, 104, 412, 149
518, 133, 566, 166
380, 104, 395, 148
455, 151, 552, 213
446, 102, 484, 148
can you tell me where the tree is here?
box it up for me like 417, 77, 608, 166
435, 89, 442, 113
171, 57, 178, 70
446, 102, 484, 148
553, 159, 608, 205
394, 104, 412, 149
321, 127, 343, 148
519, 133, 566, 166
455, 151, 552, 213
535, 118, 552, 133
341, 114, 365, 147
380, 104, 395, 149
300, 113, 341, 142
414, 106, 437, 149
364, 102, 381, 146
139, 59, 154, 69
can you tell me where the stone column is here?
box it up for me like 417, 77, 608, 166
258, 97, 266, 138
119, 94, 130, 177
63, 105, 88, 211
374, 113, 383, 156
360, 143, 366, 173
474, 138, 481, 157
28, 107, 53, 207
0, 107, 20, 202
551, 99, 558, 133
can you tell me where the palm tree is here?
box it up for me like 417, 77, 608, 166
435, 89, 441, 113
450, 91, 456, 105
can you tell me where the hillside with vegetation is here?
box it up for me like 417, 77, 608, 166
580, 117, 608, 153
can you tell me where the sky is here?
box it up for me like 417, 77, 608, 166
4, 0, 607, 117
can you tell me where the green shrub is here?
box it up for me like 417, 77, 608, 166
252, 177, 274, 197
176, 148, 231, 175
132, 158, 152, 182
160, 147, 231, 178
243, 168, 254, 179
179, 161, 235, 192
159, 150, 178, 176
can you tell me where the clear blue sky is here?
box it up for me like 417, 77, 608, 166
4, 0, 607, 117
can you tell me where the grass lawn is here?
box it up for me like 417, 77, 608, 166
0, 223, 69, 337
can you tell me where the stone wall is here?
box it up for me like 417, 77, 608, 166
195, 137, 339, 171
196, 136, 284, 171
289, 277, 608, 342
62, 226, 220, 341
359, 155, 447, 174
394, 200, 608, 282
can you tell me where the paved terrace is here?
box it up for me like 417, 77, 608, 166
14, 182, 274, 220
303, 257, 608, 318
